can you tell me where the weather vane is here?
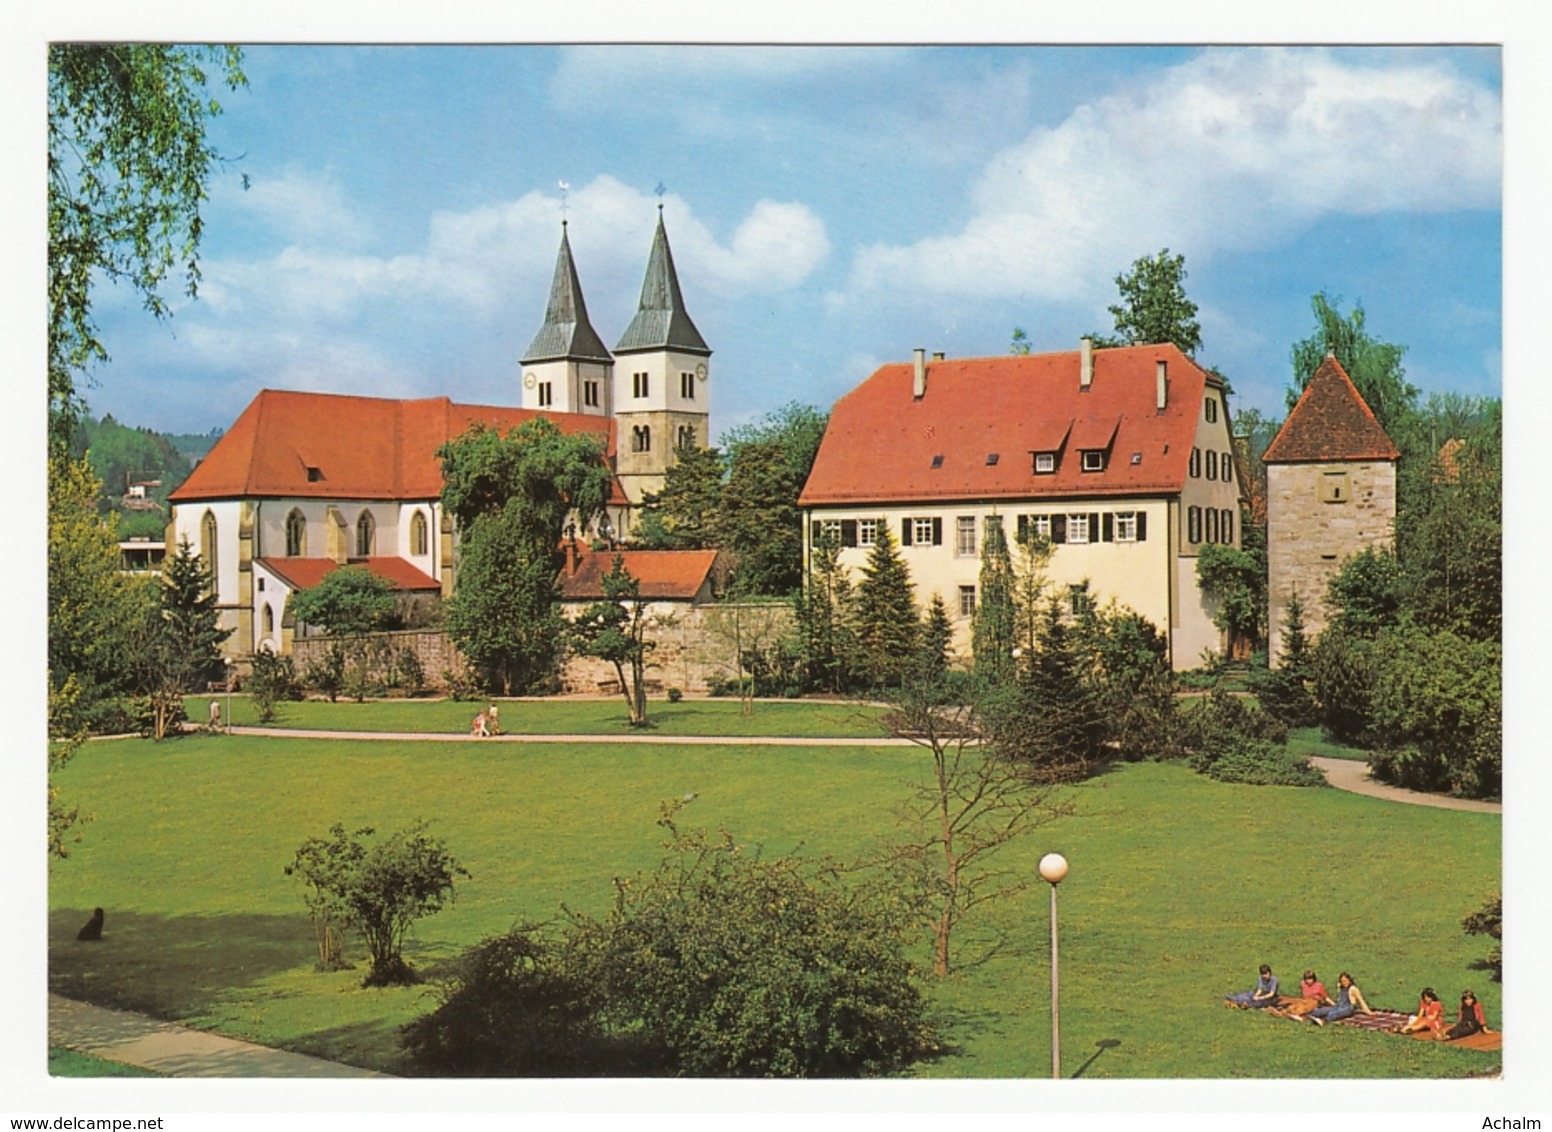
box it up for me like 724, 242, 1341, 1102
655, 181, 667, 211
558, 180, 571, 221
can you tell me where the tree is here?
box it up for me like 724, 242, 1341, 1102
565, 802, 936, 1076
984, 597, 1107, 774
719, 438, 806, 597
48, 676, 91, 858
1288, 293, 1417, 438
971, 519, 1015, 684
719, 403, 828, 597
286, 821, 468, 987
570, 555, 657, 727
797, 531, 862, 694
48, 45, 247, 452
247, 649, 300, 724
634, 444, 726, 550
1461, 894, 1502, 983
920, 594, 953, 678
439, 419, 615, 693
854, 524, 920, 688
1195, 541, 1266, 651
288, 566, 396, 636
702, 599, 794, 714
126, 537, 231, 739
879, 672, 1075, 976
1098, 248, 1202, 355
1253, 593, 1318, 728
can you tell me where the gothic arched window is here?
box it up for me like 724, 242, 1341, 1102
632, 425, 652, 453
677, 424, 696, 451
200, 511, 219, 592
262, 604, 274, 635
356, 510, 376, 557
286, 509, 306, 557
410, 510, 428, 556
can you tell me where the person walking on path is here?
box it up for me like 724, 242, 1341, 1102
487, 702, 501, 735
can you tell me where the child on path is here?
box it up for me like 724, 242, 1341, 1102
471, 712, 490, 737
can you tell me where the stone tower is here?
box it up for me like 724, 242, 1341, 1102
611, 206, 711, 505
519, 222, 615, 418
1263, 354, 1399, 664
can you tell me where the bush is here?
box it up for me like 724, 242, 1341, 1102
1173, 686, 1320, 786
1248, 663, 1319, 729
441, 661, 485, 702
564, 806, 937, 1077
285, 821, 468, 987
302, 642, 347, 703
401, 927, 612, 1076
1461, 894, 1502, 983
248, 650, 300, 723
1192, 737, 1326, 787
666, 687, 683, 703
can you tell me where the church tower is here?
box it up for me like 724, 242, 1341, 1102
612, 207, 711, 504
519, 222, 614, 417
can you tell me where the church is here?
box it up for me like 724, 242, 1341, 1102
167, 210, 712, 660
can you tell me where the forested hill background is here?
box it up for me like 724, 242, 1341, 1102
70, 415, 223, 539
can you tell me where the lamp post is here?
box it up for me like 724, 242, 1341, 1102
1038, 851, 1069, 1079
223, 657, 233, 734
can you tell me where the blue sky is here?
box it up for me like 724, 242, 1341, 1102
79, 44, 1502, 441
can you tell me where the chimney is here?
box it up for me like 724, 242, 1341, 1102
932, 351, 945, 361
913, 348, 927, 399
1156, 360, 1168, 411
1080, 336, 1094, 390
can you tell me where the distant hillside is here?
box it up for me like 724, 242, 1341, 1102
72, 415, 205, 540
164, 428, 225, 464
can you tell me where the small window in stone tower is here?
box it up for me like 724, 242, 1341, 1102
680, 372, 695, 399
584, 380, 599, 408
1321, 470, 1350, 504
633, 372, 649, 398
538, 382, 553, 407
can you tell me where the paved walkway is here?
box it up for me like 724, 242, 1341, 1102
222, 725, 916, 746
1307, 757, 1502, 814
48, 994, 391, 1078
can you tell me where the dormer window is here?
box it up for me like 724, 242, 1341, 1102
1081, 450, 1106, 473
306, 466, 323, 482
1034, 452, 1056, 474
986, 453, 999, 466
930, 454, 943, 469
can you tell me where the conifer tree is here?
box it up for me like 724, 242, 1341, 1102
799, 531, 860, 693
855, 524, 919, 687
921, 593, 953, 677
972, 519, 1015, 684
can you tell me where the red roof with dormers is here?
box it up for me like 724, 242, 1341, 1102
558, 547, 721, 602
256, 556, 441, 593
798, 344, 1221, 506
169, 390, 626, 505
1262, 356, 1400, 464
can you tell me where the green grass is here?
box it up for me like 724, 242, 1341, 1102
185, 694, 890, 738
49, 1048, 161, 1077
1287, 727, 1374, 763
49, 735, 1500, 1078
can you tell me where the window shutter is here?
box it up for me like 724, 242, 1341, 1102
1090, 513, 1100, 538
901, 519, 912, 546
1190, 448, 1200, 477
1222, 454, 1233, 483
1207, 508, 1219, 543
1223, 510, 1234, 543
841, 520, 857, 548
1017, 514, 1029, 542
1136, 512, 1147, 541
811, 520, 821, 543
1052, 514, 1067, 543
1102, 513, 1113, 542
932, 517, 943, 545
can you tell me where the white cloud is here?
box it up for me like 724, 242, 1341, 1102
235, 168, 371, 247
841, 48, 1501, 307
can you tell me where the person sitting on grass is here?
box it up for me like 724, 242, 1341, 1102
1393, 987, 1446, 1037
1225, 964, 1280, 1009
1301, 971, 1374, 1026
1443, 990, 1490, 1041
1270, 969, 1328, 1018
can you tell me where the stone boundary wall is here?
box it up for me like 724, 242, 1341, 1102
290, 602, 797, 695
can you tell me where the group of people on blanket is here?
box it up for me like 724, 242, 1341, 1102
1225, 964, 1490, 1039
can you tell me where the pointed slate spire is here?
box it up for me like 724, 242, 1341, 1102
615, 208, 710, 356
522, 223, 613, 364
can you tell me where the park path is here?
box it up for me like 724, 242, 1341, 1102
1306, 757, 1501, 814
48, 994, 390, 1078
222, 724, 918, 746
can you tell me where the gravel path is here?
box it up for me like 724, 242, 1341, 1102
1307, 757, 1502, 814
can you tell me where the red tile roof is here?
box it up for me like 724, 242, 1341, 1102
1262, 356, 1399, 464
558, 547, 720, 602
170, 390, 626, 505
256, 556, 441, 592
799, 345, 1219, 506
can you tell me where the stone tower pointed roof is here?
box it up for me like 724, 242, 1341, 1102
615, 209, 710, 357
1263, 354, 1400, 464
522, 223, 614, 365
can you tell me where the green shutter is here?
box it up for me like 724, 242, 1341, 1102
841, 520, 857, 547
901, 519, 912, 546
1052, 514, 1066, 543
932, 517, 943, 545
1137, 512, 1147, 541
1102, 513, 1113, 542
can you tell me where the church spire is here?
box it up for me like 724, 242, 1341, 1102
615, 207, 710, 356
522, 222, 613, 365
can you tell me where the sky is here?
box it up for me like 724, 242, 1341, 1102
74, 44, 1503, 441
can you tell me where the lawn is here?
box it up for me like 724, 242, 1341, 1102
183, 694, 890, 738
49, 1048, 160, 1077
49, 733, 1500, 1079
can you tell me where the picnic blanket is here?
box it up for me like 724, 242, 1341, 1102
1335, 1009, 1502, 1051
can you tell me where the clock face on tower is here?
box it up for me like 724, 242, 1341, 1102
695, 363, 708, 381
523, 371, 537, 389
